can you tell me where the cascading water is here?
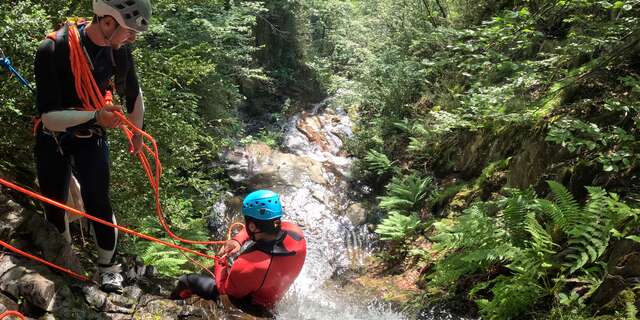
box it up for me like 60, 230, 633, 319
220, 96, 472, 319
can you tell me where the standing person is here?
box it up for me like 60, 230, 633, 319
33, 0, 152, 293
171, 190, 307, 312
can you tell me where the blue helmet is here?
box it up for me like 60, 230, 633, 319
242, 190, 283, 220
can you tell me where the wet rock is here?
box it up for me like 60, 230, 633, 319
104, 293, 137, 314
132, 295, 187, 319
124, 285, 143, 302
0, 292, 18, 313
296, 113, 332, 152
590, 239, 640, 309
224, 143, 327, 187
0, 255, 70, 312
144, 266, 157, 278
346, 203, 366, 226
22, 211, 83, 275
0, 196, 29, 240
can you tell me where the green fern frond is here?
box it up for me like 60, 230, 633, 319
364, 149, 393, 175
501, 189, 537, 246
141, 241, 191, 276
536, 198, 566, 230
378, 173, 434, 215
563, 186, 613, 273
430, 206, 517, 287
524, 212, 556, 255
477, 275, 545, 320
626, 301, 638, 320
375, 212, 421, 241
547, 181, 581, 232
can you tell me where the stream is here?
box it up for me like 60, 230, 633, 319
219, 96, 470, 320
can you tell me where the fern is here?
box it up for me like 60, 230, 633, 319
500, 189, 537, 247
378, 173, 434, 215
375, 212, 421, 241
539, 182, 616, 273
141, 241, 191, 277
430, 205, 518, 286
508, 212, 556, 278
476, 275, 545, 320
626, 301, 637, 320
535, 198, 566, 231
547, 180, 581, 232
364, 149, 394, 175
564, 186, 612, 273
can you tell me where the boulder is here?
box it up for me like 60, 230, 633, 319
346, 203, 366, 226
0, 256, 65, 312
590, 239, 640, 309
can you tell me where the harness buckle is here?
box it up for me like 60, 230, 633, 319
74, 129, 93, 139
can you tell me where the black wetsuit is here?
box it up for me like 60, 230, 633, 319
33, 23, 140, 266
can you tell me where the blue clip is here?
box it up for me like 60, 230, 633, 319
0, 48, 34, 93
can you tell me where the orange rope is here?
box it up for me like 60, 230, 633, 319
67, 22, 230, 247
0, 22, 247, 283
0, 239, 91, 283
0, 311, 25, 320
0, 178, 217, 261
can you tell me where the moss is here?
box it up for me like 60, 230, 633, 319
430, 182, 468, 215
474, 158, 511, 189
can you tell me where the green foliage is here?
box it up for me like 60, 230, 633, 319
0, 0, 269, 276
0, 1, 52, 176
426, 180, 640, 318
476, 275, 545, 320
546, 117, 640, 172
375, 212, 421, 241
363, 149, 394, 176
140, 242, 190, 277
302, 0, 640, 318
378, 173, 434, 216
430, 205, 518, 286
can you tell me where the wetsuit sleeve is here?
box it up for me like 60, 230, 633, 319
232, 227, 250, 245
35, 39, 62, 114
223, 256, 264, 299
35, 39, 97, 131
124, 47, 140, 114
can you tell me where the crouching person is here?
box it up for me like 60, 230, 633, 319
170, 190, 307, 313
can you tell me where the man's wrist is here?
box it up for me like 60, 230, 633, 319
90, 110, 100, 126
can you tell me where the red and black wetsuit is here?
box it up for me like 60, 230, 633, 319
171, 221, 307, 310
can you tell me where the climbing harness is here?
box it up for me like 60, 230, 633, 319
0, 20, 246, 286
0, 310, 25, 320
0, 48, 34, 93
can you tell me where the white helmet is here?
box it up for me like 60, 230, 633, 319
93, 0, 152, 32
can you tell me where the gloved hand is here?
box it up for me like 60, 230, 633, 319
218, 239, 241, 257
170, 274, 218, 300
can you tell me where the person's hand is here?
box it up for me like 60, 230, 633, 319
218, 239, 241, 257
96, 105, 124, 129
129, 133, 143, 156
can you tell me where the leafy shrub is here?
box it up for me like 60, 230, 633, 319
378, 173, 435, 216
375, 212, 421, 241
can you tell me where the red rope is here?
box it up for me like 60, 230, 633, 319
0, 22, 246, 284
67, 22, 231, 247
0, 178, 217, 261
0, 239, 91, 283
0, 311, 25, 320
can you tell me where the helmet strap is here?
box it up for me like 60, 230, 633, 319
95, 16, 120, 46
246, 222, 261, 240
